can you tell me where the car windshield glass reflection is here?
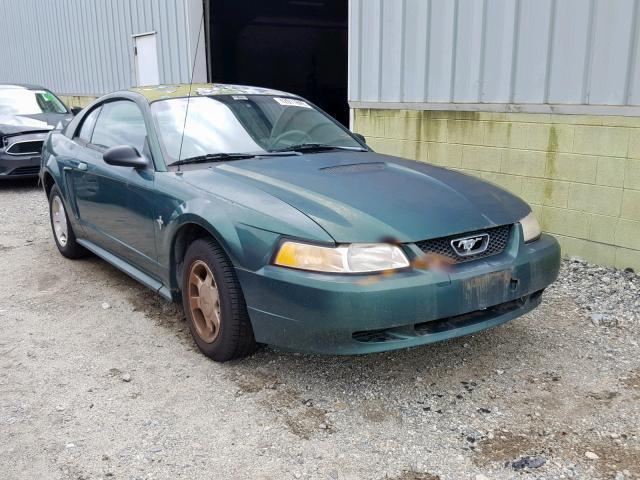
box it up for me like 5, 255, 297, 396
151, 95, 363, 164
0, 89, 68, 115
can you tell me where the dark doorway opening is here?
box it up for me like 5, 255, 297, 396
206, 0, 349, 126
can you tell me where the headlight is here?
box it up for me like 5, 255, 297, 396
520, 211, 541, 243
273, 241, 410, 273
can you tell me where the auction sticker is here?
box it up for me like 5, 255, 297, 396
274, 97, 311, 108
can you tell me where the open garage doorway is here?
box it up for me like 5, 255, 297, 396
205, 0, 349, 126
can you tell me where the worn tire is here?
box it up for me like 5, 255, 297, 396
182, 238, 257, 361
48, 184, 87, 259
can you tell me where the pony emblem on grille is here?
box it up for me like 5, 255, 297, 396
451, 233, 490, 256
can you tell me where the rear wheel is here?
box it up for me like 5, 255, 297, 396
48, 185, 86, 259
182, 238, 257, 361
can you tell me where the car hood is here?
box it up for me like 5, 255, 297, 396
199, 151, 530, 243
0, 113, 71, 136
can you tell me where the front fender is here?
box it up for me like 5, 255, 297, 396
154, 171, 336, 290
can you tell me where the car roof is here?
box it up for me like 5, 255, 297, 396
0, 83, 49, 91
128, 83, 297, 102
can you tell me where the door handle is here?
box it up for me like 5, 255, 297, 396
77, 162, 88, 171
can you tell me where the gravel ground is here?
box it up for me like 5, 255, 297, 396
1, 179, 639, 480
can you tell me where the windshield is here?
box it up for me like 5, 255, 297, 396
0, 89, 68, 115
151, 95, 362, 163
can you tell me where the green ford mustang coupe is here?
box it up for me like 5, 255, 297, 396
40, 83, 560, 361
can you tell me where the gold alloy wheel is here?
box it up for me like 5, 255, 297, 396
188, 260, 221, 343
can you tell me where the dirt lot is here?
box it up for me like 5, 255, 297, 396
1, 179, 639, 480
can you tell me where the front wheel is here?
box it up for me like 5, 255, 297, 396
48, 184, 86, 259
182, 238, 257, 361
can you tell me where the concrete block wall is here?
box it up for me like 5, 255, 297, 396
354, 109, 640, 271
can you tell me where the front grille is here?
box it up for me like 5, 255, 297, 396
415, 224, 512, 263
10, 166, 40, 176
6, 140, 44, 155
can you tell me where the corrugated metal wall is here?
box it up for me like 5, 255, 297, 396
0, 0, 196, 96
349, 0, 640, 110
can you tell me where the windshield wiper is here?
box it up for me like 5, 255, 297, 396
168, 151, 299, 167
270, 143, 367, 153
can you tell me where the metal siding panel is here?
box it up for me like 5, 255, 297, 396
100, 0, 112, 92
176, 0, 189, 82
22, 2, 33, 83
65, 0, 77, 93
426, 0, 456, 102
348, 0, 640, 109
0, 0, 191, 96
480, 0, 517, 102
588, 0, 636, 104
149, 0, 164, 84
380, 0, 404, 101
57, 1, 71, 92
88, 0, 104, 94
452, 0, 484, 102
172, 0, 183, 83
135, 0, 145, 33
102, 1, 117, 92
53, 2, 68, 92
628, 3, 640, 105
348, 0, 362, 102
82, 0, 99, 94
512, 0, 553, 103
30, 1, 42, 83
1, 1, 11, 81
108, 2, 122, 90
1, 1, 12, 82
3, 0, 637, 108
360, 0, 383, 101
115, 0, 127, 88
159, 0, 172, 84
124, 0, 135, 86
401, 0, 429, 102
168, 1, 182, 84
145, 0, 154, 32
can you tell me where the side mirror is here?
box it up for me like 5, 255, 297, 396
353, 132, 367, 145
70, 106, 83, 116
103, 145, 148, 169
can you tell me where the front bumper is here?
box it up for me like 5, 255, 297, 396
236, 229, 561, 355
0, 152, 41, 178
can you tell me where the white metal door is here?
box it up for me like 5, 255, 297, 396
134, 33, 160, 86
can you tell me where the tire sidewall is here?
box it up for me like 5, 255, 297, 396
182, 240, 236, 358
48, 185, 75, 255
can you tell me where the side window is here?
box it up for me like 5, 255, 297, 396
76, 106, 101, 142
90, 100, 147, 152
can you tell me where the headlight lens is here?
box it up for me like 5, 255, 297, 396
273, 241, 410, 273
520, 211, 541, 243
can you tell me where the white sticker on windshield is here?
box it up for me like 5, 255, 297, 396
232, 95, 248, 100
273, 97, 311, 109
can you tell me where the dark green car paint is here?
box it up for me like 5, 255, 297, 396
41, 84, 561, 355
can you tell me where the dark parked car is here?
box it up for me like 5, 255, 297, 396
40, 84, 560, 362
0, 84, 73, 179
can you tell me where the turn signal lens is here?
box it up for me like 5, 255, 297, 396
273, 241, 409, 273
274, 242, 345, 273
520, 211, 541, 243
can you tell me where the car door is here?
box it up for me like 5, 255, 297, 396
70, 100, 158, 274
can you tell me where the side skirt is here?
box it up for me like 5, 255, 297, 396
77, 239, 173, 301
